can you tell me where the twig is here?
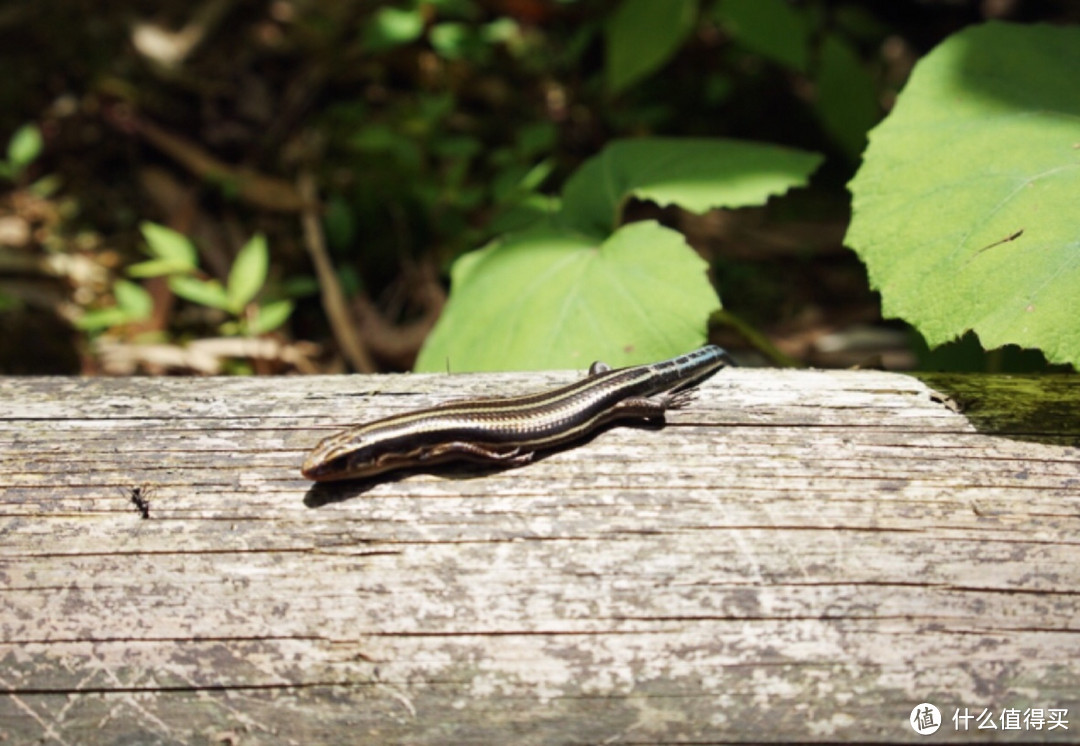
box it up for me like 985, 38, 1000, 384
95, 337, 321, 375
135, 118, 307, 212
297, 169, 374, 372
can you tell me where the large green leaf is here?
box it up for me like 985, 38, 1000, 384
606, 0, 697, 95
416, 221, 720, 372
846, 22, 1080, 367
560, 138, 824, 237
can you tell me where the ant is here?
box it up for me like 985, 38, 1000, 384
127, 485, 153, 519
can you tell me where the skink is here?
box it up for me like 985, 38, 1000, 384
301, 344, 734, 482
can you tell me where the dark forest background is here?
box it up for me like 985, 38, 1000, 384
0, 0, 1075, 375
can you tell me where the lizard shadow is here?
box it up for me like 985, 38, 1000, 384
301, 417, 668, 508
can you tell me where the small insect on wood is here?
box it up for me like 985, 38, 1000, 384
127, 485, 153, 519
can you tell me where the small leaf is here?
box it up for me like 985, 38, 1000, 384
7, 123, 43, 172
249, 299, 294, 335
128, 258, 196, 278
113, 280, 153, 319
846, 22, 1080, 368
75, 308, 132, 332
364, 7, 425, 52
519, 158, 555, 192
169, 276, 230, 311
76, 281, 153, 331
139, 222, 198, 268
430, 22, 484, 61
482, 18, 519, 45
606, 0, 697, 94
415, 221, 721, 371
226, 233, 269, 313
29, 174, 62, 198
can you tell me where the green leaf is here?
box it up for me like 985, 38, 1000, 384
249, 299, 294, 335
560, 138, 824, 236
430, 22, 486, 61
169, 276, 230, 311
519, 158, 555, 192
139, 222, 198, 268
814, 34, 879, 158
75, 281, 153, 331
713, 0, 810, 72
75, 307, 132, 332
226, 233, 269, 313
7, 123, 43, 172
606, 0, 697, 95
29, 173, 62, 197
846, 22, 1080, 368
482, 18, 519, 45
364, 7, 425, 52
113, 280, 153, 318
415, 221, 721, 371
127, 258, 196, 278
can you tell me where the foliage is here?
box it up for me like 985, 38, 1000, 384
846, 22, 1080, 369
0, 124, 43, 181
1, 0, 1074, 374
75, 279, 154, 332
712, 0, 879, 159
79, 223, 292, 337
418, 137, 822, 371
606, 0, 697, 95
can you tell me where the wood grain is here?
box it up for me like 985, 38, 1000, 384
1, 369, 1078, 744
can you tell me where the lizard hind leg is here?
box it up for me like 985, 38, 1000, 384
422, 441, 535, 468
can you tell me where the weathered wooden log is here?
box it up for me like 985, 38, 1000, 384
1, 369, 1077, 744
